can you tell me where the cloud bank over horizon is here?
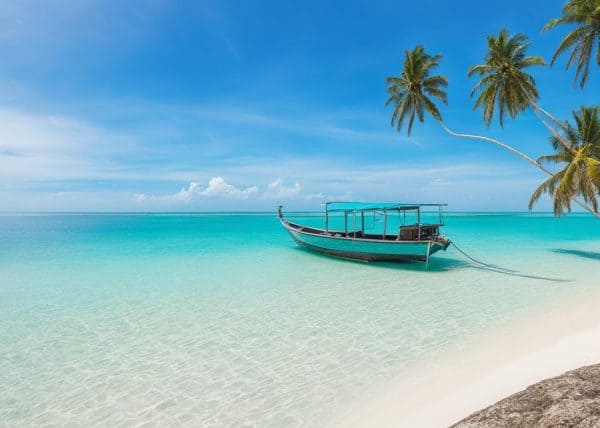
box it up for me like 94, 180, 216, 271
0, 102, 550, 212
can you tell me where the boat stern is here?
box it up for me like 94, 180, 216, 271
429, 237, 451, 255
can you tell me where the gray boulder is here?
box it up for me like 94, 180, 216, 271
452, 363, 600, 428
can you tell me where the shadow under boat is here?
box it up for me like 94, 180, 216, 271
288, 245, 461, 273
552, 248, 600, 260
289, 246, 569, 282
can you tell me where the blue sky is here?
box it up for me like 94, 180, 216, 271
0, 0, 598, 211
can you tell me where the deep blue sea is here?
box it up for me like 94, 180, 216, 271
1, 212, 599, 426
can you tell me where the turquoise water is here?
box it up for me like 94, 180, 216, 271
1, 212, 599, 426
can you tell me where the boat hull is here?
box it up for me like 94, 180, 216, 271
285, 227, 447, 262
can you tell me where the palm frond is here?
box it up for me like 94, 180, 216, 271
545, 1, 600, 88
385, 45, 448, 136
531, 105, 600, 216
537, 153, 573, 163
529, 173, 562, 210
550, 25, 593, 65
469, 28, 544, 127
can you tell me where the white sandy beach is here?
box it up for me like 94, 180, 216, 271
339, 283, 600, 427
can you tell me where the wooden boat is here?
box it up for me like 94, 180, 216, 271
278, 202, 451, 268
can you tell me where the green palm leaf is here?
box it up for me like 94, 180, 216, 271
529, 172, 563, 210
529, 105, 600, 216
544, 0, 600, 88
469, 29, 545, 127
385, 45, 448, 135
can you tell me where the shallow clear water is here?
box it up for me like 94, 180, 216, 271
1, 212, 599, 426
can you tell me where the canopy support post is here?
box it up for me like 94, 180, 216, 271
344, 211, 348, 236
417, 208, 421, 241
325, 205, 329, 235
353, 210, 357, 239
383, 209, 387, 239
361, 211, 364, 236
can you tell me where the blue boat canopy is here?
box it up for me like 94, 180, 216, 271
325, 202, 447, 212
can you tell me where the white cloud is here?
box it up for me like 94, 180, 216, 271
304, 191, 353, 202
135, 177, 258, 204
262, 179, 301, 200
133, 176, 361, 209
197, 177, 258, 199
173, 181, 202, 201
304, 192, 324, 201
0, 107, 140, 183
133, 193, 151, 202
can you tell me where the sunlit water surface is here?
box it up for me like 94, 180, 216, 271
1, 212, 599, 426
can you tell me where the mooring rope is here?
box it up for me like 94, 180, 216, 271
450, 241, 513, 272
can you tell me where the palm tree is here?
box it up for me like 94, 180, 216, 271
468, 29, 545, 127
544, 0, 600, 88
469, 29, 575, 155
385, 46, 447, 135
529, 106, 600, 216
386, 45, 551, 170
386, 45, 600, 218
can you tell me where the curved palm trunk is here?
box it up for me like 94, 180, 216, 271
536, 105, 564, 130
516, 84, 575, 152
436, 119, 600, 219
436, 120, 552, 172
534, 109, 570, 148
572, 198, 600, 218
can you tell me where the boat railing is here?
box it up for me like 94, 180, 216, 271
279, 203, 446, 242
